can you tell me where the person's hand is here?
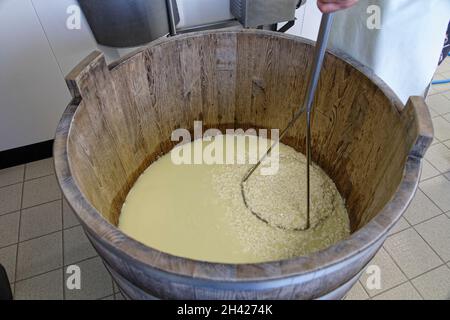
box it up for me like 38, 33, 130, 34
317, 0, 359, 13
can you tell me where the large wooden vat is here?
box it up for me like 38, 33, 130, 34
54, 30, 433, 300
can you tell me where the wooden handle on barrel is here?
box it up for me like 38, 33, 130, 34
65, 50, 106, 99
403, 96, 434, 159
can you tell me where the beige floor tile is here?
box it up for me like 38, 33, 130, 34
426, 95, 450, 115
431, 139, 440, 146
412, 265, 450, 300
16, 232, 62, 281
415, 215, 450, 262
64, 257, 113, 300
22, 175, 61, 209
443, 113, 450, 122
420, 160, 440, 181
14, 269, 63, 300
428, 106, 439, 118
432, 116, 450, 141
440, 59, 450, 73
420, 175, 450, 212
403, 189, 442, 225
383, 229, 442, 279
428, 72, 450, 95
62, 198, 80, 229
0, 165, 24, 188
388, 217, 410, 235
20, 200, 62, 241
63, 225, 97, 265
344, 281, 369, 300
429, 83, 450, 96
372, 282, 422, 300
0, 244, 17, 283
0, 183, 22, 216
424, 144, 450, 173
25, 158, 54, 180
0, 211, 20, 248
360, 248, 407, 297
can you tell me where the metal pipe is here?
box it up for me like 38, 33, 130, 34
305, 13, 334, 229
166, 0, 177, 36
241, 13, 334, 231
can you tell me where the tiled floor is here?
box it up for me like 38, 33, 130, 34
1, 61, 450, 300
0, 158, 123, 300
347, 59, 450, 300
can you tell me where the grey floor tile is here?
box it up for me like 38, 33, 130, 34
412, 265, 450, 300
20, 200, 62, 242
25, 158, 54, 180
344, 281, 369, 300
62, 198, 80, 229
0, 244, 17, 283
0, 183, 22, 216
64, 257, 113, 300
424, 144, 450, 173
0, 211, 20, 248
115, 292, 125, 300
388, 217, 410, 236
432, 116, 450, 141
415, 215, 450, 262
22, 175, 61, 209
64, 226, 97, 265
403, 189, 442, 225
426, 94, 450, 115
101, 295, 115, 300
14, 269, 63, 300
372, 282, 422, 300
113, 280, 120, 293
0, 165, 24, 188
383, 228, 442, 279
16, 232, 62, 281
420, 176, 450, 212
360, 248, 407, 297
420, 160, 440, 181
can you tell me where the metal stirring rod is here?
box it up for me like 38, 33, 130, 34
241, 13, 334, 230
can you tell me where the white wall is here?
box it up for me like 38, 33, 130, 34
0, 0, 120, 151
0, 0, 71, 151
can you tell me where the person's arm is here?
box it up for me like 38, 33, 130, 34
317, 0, 359, 13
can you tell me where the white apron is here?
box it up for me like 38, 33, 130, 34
329, 0, 450, 104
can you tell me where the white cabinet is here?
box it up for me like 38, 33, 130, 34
0, 0, 71, 151
0, 0, 118, 152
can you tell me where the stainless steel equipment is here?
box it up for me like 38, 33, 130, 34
230, 0, 299, 28
240, 13, 334, 231
77, 0, 179, 47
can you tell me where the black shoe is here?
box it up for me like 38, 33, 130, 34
0, 264, 13, 300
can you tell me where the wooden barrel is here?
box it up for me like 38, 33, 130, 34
54, 30, 433, 300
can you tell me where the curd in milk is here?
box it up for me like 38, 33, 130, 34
119, 135, 350, 263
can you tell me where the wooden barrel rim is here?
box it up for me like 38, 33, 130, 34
54, 29, 432, 283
